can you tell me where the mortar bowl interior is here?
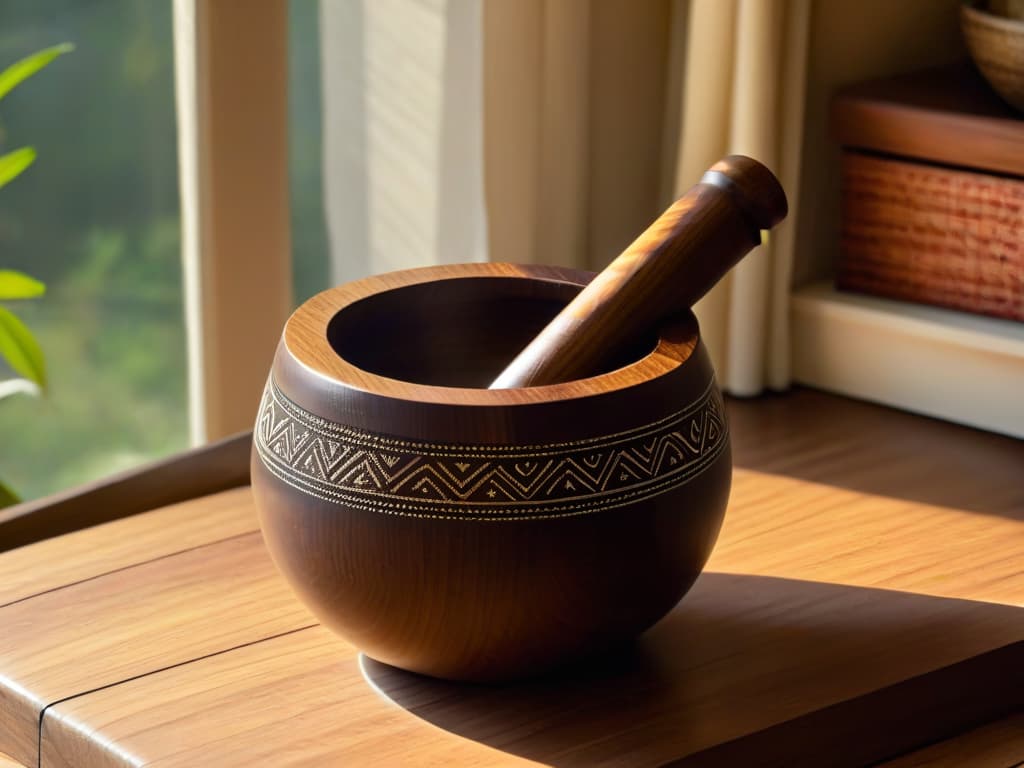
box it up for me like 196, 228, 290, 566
325, 273, 657, 388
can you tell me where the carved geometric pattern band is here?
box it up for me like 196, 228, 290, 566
255, 378, 728, 521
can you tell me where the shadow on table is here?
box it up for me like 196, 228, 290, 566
725, 388, 1024, 522
361, 572, 1024, 768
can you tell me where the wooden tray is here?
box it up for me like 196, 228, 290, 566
1, 390, 1022, 767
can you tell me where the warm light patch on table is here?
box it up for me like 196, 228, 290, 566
713, 468, 1024, 606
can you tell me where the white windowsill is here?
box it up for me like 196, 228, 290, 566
791, 283, 1024, 439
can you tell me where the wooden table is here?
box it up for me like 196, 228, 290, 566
1, 389, 1022, 767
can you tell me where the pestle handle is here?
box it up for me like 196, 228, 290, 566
490, 155, 788, 389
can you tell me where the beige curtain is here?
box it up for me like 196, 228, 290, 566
674, 0, 810, 395
168, 0, 810, 441
483, 0, 810, 395
483, 0, 674, 270
320, 0, 488, 285
317, 0, 809, 396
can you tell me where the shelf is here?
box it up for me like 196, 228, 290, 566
831, 63, 1024, 178
791, 282, 1024, 439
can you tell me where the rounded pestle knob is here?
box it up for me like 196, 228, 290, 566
490, 155, 788, 389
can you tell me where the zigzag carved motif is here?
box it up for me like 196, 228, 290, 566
255, 378, 728, 521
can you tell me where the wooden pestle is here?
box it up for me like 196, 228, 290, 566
490, 155, 788, 389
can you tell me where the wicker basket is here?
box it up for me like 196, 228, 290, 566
832, 65, 1024, 322
838, 152, 1024, 321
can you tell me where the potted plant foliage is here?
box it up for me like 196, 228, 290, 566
0, 43, 72, 507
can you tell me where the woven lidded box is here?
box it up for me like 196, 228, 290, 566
832, 65, 1024, 322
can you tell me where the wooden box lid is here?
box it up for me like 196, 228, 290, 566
832, 63, 1024, 177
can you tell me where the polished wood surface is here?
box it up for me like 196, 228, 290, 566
259, 263, 730, 681
1, 389, 1022, 766
0, 503, 314, 767
727, 388, 1024, 522
831, 63, 1024, 177
40, 627, 525, 768
879, 712, 1024, 767
491, 156, 787, 388
278, 262, 693, 416
0, 430, 251, 553
0, 486, 255, 607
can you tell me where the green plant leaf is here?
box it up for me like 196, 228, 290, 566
0, 479, 19, 508
0, 43, 74, 102
0, 270, 45, 300
0, 147, 36, 190
0, 305, 46, 389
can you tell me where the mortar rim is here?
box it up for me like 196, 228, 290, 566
280, 262, 701, 408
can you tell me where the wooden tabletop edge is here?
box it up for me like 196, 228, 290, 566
0, 528, 261, 611
668, 640, 1024, 767
36, 622, 324, 747
0, 431, 252, 553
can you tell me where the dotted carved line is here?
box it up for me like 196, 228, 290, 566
256, 434, 727, 521
266, 377, 718, 457
256, 425, 726, 509
254, 378, 727, 520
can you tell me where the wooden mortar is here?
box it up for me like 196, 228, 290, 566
250, 155, 786, 681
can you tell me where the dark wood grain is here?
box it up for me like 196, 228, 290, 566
255, 262, 731, 681
491, 155, 787, 388
667, 641, 1023, 767
0, 430, 251, 553
831, 63, 1024, 176
879, 711, 1024, 767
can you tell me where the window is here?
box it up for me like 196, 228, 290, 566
288, 0, 329, 306
0, 1, 186, 501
